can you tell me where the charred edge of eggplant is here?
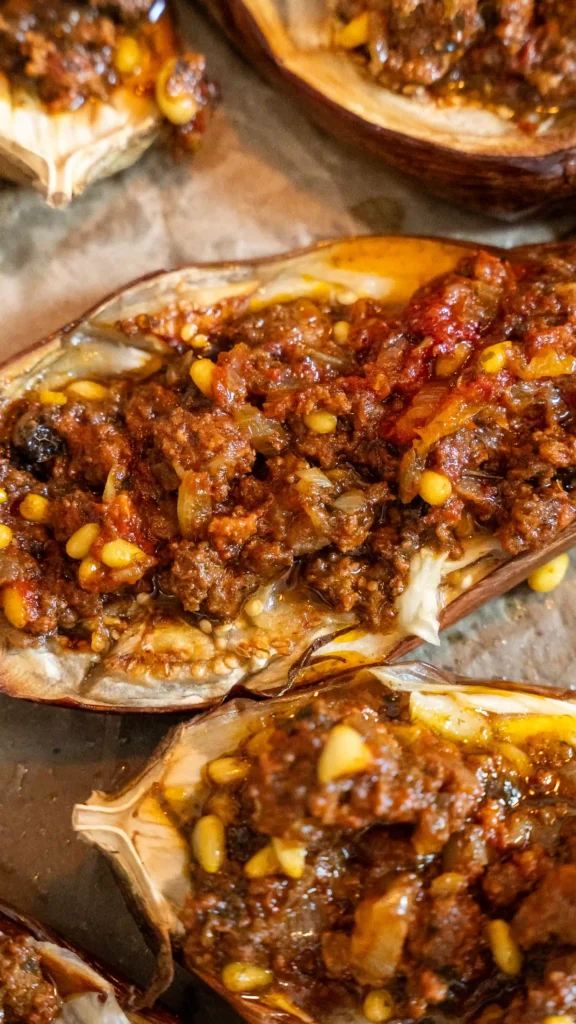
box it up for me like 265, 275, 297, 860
0, 900, 178, 1022
198, 0, 576, 217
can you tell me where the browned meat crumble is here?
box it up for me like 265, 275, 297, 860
333, 1, 576, 129
2, 245, 576, 647
0, 932, 61, 1024
180, 677, 576, 1024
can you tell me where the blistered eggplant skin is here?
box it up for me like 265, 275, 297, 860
199, 0, 576, 218
2, 236, 576, 713
0, 901, 178, 1024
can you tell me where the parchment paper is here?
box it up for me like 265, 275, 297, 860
2, 5, 576, 1023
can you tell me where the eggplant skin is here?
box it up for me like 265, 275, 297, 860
200, 0, 576, 218
0, 901, 177, 1023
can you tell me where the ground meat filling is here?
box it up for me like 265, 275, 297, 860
180, 679, 576, 1023
3, 246, 576, 645
0, 0, 217, 134
332, 1, 576, 129
0, 933, 61, 1024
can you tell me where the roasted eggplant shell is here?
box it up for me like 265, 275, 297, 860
2, 235, 576, 713
199, 0, 576, 218
72, 660, 576, 1023
0, 900, 177, 1023
0, 4, 183, 207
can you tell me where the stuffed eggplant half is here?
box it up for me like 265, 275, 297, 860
2, 235, 576, 711
0, 901, 176, 1024
0, 0, 217, 205
74, 660, 576, 1024
200, 0, 576, 215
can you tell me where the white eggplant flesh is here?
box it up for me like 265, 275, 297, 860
0, 236, 574, 712
0, 75, 163, 207
72, 660, 576, 1022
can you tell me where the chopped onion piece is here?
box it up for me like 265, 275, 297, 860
177, 472, 212, 539
351, 877, 418, 986
234, 405, 287, 455
102, 465, 125, 504
332, 489, 367, 514
296, 467, 333, 492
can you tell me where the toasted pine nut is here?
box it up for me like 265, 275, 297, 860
528, 553, 569, 593
272, 837, 307, 879
156, 57, 198, 125
222, 963, 272, 993
3, 586, 28, 629
0, 525, 12, 549
192, 814, 225, 874
207, 757, 249, 786
244, 597, 263, 618
318, 724, 372, 783
180, 322, 198, 341
363, 990, 395, 1023
192, 334, 209, 349
480, 342, 509, 373
101, 539, 146, 569
78, 557, 100, 586
333, 320, 350, 343
246, 728, 274, 757
430, 872, 468, 897
304, 411, 337, 435
486, 919, 522, 975
39, 390, 67, 405
244, 843, 280, 878
20, 494, 50, 523
113, 36, 141, 74
335, 11, 369, 48
66, 523, 100, 560
418, 470, 452, 506
67, 380, 109, 400
190, 358, 215, 397
91, 631, 109, 654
